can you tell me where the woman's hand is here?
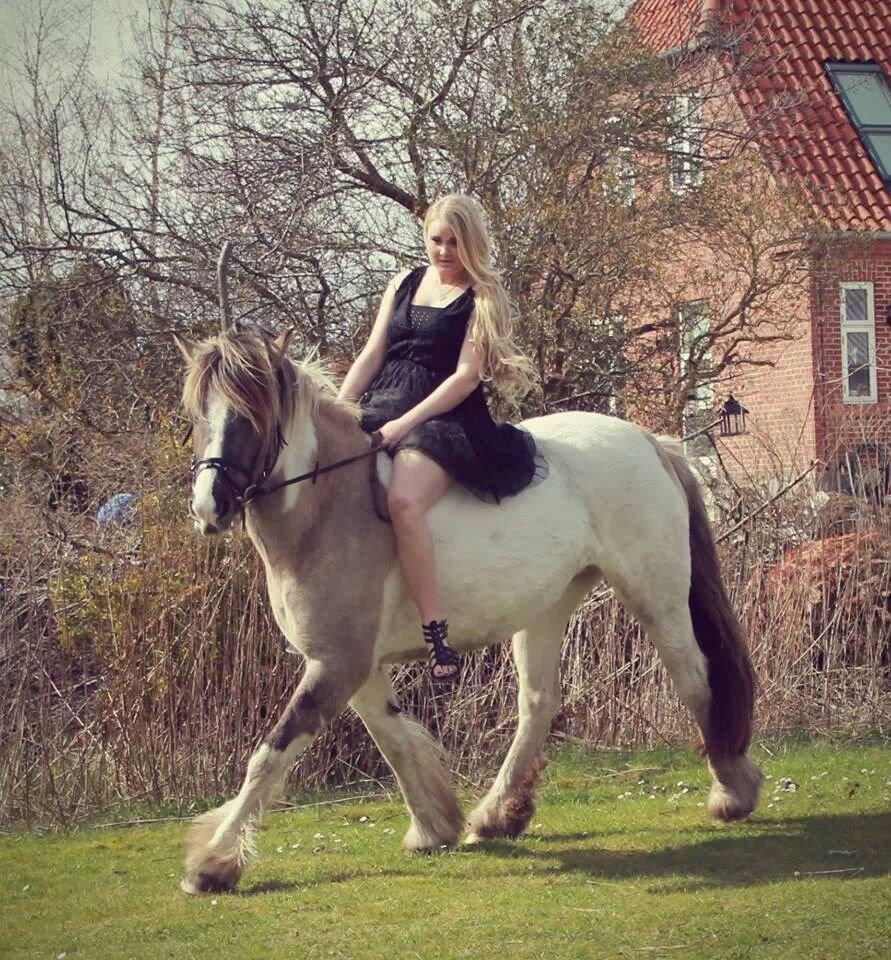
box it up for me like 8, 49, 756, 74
377, 418, 412, 449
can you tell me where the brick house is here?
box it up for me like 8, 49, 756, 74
627, 0, 891, 500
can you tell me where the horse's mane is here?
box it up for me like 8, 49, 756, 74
181, 327, 356, 447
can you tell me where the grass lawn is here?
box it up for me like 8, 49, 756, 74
2, 735, 889, 960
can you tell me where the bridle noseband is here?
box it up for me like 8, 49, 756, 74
190, 421, 285, 513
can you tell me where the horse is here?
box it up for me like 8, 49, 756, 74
173, 323, 762, 895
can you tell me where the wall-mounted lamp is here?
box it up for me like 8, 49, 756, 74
719, 394, 748, 436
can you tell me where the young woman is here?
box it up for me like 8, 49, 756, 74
338, 194, 546, 682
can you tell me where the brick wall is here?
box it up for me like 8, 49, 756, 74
810, 237, 891, 490
717, 275, 817, 480
812, 238, 891, 444
716, 237, 891, 487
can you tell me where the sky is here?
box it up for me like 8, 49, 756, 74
0, 0, 638, 92
0, 0, 145, 97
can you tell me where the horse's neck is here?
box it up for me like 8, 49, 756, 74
245, 394, 379, 570
245, 393, 395, 659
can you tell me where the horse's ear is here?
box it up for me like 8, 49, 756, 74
268, 329, 293, 368
173, 333, 199, 363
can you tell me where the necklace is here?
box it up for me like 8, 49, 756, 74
434, 270, 464, 305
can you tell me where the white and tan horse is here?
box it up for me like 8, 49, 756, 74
174, 324, 762, 895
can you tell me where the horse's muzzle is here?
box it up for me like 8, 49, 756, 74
189, 492, 236, 536
195, 518, 223, 536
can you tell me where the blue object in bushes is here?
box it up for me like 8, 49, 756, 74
96, 493, 139, 528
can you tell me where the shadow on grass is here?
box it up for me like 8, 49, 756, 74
239, 868, 413, 896
232, 812, 890, 897
471, 811, 891, 892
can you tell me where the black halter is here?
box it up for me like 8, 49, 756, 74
189, 426, 385, 523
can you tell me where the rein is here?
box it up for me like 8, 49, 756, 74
240, 434, 384, 507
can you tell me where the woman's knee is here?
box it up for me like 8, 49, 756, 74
388, 450, 451, 521
387, 487, 425, 522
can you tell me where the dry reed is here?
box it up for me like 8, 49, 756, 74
1, 469, 888, 830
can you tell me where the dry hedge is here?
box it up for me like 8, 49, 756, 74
1, 480, 888, 829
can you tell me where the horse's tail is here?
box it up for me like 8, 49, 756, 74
661, 443, 755, 760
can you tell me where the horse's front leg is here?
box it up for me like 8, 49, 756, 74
181, 660, 365, 895
350, 667, 464, 852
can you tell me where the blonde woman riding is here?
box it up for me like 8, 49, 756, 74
338, 194, 545, 682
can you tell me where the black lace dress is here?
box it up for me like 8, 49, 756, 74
360, 266, 547, 503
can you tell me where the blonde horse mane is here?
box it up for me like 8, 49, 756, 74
181, 327, 356, 445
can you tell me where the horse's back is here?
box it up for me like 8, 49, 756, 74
379, 410, 685, 559
523, 409, 691, 555
522, 410, 670, 497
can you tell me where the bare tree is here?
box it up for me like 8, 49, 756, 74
1, 0, 819, 421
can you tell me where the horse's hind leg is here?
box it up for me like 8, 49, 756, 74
463, 625, 557, 843
618, 584, 762, 821
181, 661, 362, 895
466, 576, 595, 843
350, 668, 464, 852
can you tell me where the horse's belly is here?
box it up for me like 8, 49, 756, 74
377, 466, 591, 660
442, 504, 584, 612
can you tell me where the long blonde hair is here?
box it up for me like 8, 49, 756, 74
424, 194, 537, 400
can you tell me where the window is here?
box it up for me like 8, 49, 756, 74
604, 116, 635, 206
826, 63, 891, 182
668, 94, 703, 193
573, 315, 627, 416
604, 314, 627, 415
608, 145, 636, 206
840, 282, 877, 403
679, 299, 714, 455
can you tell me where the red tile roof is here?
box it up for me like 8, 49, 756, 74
628, 0, 891, 231
627, 0, 703, 52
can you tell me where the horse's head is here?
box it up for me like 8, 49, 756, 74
175, 325, 293, 534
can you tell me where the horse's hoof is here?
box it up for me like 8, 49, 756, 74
180, 872, 234, 896
402, 839, 455, 855
707, 755, 763, 822
402, 819, 460, 854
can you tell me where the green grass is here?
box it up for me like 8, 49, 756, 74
2, 735, 890, 960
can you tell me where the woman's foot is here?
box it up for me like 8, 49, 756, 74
423, 619, 461, 683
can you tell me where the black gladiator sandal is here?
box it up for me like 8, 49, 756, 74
422, 619, 462, 684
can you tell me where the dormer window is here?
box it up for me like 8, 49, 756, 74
826, 62, 891, 182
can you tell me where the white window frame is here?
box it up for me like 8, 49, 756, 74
605, 314, 627, 415
611, 144, 636, 206
840, 282, 878, 404
604, 116, 636, 207
679, 299, 714, 456
669, 94, 704, 194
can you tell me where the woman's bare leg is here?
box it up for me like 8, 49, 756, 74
388, 449, 454, 674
